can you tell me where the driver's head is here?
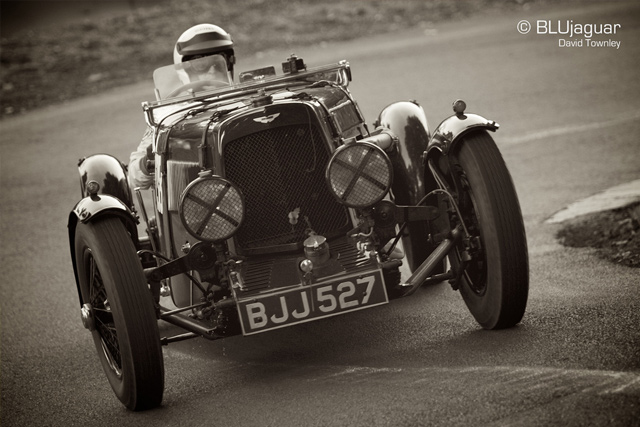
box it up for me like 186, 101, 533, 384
173, 24, 235, 79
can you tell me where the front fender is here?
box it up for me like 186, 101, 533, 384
426, 113, 499, 157
71, 193, 135, 224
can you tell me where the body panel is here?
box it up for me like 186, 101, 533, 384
377, 101, 430, 206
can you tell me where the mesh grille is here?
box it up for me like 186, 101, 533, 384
224, 123, 349, 250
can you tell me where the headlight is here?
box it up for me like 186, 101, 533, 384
325, 141, 392, 208
179, 175, 245, 242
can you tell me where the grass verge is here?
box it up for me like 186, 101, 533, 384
1, 0, 540, 118
557, 203, 640, 268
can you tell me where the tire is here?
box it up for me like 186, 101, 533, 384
449, 131, 529, 329
75, 217, 164, 410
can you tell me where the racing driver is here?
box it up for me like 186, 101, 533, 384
128, 23, 236, 189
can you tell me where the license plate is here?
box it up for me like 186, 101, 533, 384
237, 269, 388, 335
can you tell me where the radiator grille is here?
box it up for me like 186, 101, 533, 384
223, 123, 350, 250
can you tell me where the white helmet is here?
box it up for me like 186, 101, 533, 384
173, 24, 235, 74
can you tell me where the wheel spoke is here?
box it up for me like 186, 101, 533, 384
99, 324, 121, 364
454, 168, 488, 294
86, 252, 122, 373
88, 255, 98, 303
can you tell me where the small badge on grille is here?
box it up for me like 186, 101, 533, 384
253, 113, 280, 124
288, 207, 300, 225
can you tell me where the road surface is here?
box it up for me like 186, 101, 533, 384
1, 2, 639, 426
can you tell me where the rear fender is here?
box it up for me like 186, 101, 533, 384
376, 101, 430, 205
377, 101, 444, 271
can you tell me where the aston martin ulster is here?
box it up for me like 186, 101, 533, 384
68, 54, 528, 410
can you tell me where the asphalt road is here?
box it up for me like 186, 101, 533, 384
1, 2, 639, 426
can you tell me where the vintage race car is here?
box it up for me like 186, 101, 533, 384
68, 54, 529, 410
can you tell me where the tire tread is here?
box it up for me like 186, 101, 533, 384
456, 131, 529, 329
76, 217, 164, 410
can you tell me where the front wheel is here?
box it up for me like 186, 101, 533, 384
449, 131, 529, 329
75, 217, 164, 410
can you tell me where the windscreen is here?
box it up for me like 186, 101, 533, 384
145, 59, 352, 126
153, 54, 232, 100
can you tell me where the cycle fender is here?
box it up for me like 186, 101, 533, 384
426, 113, 499, 159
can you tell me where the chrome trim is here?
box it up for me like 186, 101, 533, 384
143, 61, 352, 127
427, 113, 499, 155
100, 339, 123, 378
80, 303, 95, 331
72, 194, 132, 224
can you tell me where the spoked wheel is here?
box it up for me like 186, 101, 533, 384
75, 217, 164, 410
449, 131, 529, 329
